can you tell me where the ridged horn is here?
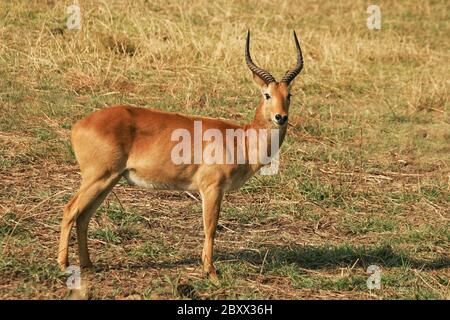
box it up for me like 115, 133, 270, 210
281, 30, 303, 84
245, 30, 276, 85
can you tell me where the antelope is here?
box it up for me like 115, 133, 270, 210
58, 30, 304, 280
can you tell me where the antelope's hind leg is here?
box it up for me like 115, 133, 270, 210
57, 173, 121, 271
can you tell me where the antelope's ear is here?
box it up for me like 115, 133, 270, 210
283, 77, 294, 90
252, 72, 268, 90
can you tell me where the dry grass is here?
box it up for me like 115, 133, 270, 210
0, 0, 449, 299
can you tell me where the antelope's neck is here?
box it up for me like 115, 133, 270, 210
242, 100, 287, 172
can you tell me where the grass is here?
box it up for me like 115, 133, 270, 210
0, 0, 449, 299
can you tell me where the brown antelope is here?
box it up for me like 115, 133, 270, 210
58, 30, 304, 280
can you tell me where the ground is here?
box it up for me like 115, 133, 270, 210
0, 0, 449, 299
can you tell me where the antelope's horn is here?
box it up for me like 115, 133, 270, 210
245, 30, 276, 85
281, 30, 303, 84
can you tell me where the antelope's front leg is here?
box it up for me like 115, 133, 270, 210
200, 187, 224, 280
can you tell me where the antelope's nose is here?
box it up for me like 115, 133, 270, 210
275, 114, 288, 125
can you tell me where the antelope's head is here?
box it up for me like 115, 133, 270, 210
246, 30, 303, 127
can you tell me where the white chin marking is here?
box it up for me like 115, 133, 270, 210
272, 120, 285, 126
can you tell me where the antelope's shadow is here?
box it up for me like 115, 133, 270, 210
95, 244, 449, 272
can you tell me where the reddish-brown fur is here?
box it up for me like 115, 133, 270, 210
58, 38, 302, 280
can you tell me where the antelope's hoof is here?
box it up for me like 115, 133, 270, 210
206, 268, 219, 283
58, 260, 69, 272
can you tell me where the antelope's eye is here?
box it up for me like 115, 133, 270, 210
264, 93, 270, 100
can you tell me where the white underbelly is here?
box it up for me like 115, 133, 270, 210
123, 170, 194, 191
